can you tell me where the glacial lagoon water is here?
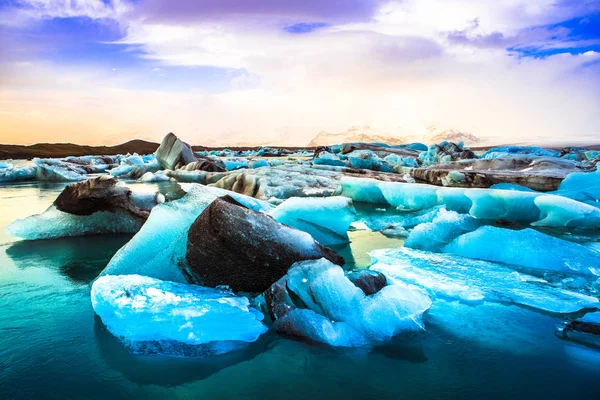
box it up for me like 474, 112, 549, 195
1, 181, 600, 399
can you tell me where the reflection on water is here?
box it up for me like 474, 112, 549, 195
94, 315, 272, 387
5, 235, 133, 284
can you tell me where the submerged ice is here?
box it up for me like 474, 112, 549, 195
91, 275, 267, 357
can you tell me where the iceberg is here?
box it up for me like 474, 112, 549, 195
481, 146, 561, 159
101, 184, 273, 283
404, 209, 479, 252
312, 151, 346, 167
444, 226, 600, 276
269, 196, 356, 245
340, 177, 599, 228
210, 165, 342, 200
346, 150, 393, 172
5, 206, 143, 240
533, 195, 600, 228
554, 168, 600, 207
264, 258, 431, 347
91, 275, 267, 357
370, 247, 599, 314
33, 158, 88, 181
5, 176, 164, 240
0, 165, 37, 183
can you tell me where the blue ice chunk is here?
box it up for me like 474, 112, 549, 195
465, 189, 541, 221
273, 258, 431, 347
370, 247, 599, 313
346, 150, 393, 172
270, 196, 356, 245
223, 158, 249, 170
444, 226, 600, 276
91, 274, 267, 357
0, 165, 37, 182
338, 177, 388, 204
379, 182, 439, 211
533, 195, 600, 228
249, 159, 269, 168
359, 206, 443, 232
312, 151, 346, 167
554, 168, 600, 207
383, 154, 418, 169
405, 209, 479, 252
481, 146, 560, 159
490, 183, 536, 192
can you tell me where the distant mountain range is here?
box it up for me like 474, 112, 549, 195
307, 126, 482, 147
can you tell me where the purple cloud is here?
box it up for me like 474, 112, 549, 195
134, 0, 383, 24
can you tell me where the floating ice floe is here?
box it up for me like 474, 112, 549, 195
0, 165, 37, 183
444, 226, 600, 276
339, 176, 600, 228
33, 158, 89, 181
5, 176, 163, 240
91, 274, 268, 357
109, 154, 160, 179
312, 151, 345, 167
404, 209, 479, 252
269, 196, 356, 245
481, 146, 561, 159
370, 247, 599, 314
263, 258, 431, 347
5, 206, 143, 240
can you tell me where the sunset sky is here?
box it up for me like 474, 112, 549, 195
0, 0, 599, 146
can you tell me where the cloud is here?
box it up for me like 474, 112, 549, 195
0, 0, 599, 146
133, 0, 383, 24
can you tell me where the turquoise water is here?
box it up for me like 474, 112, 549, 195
1, 182, 600, 399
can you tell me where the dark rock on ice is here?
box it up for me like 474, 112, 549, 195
347, 270, 387, 295
54, 176, 150, 219
185, 196, 344, 292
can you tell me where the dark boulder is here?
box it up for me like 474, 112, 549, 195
347, 270, 387, 295
54, 176, 150, 219
186, 196, 344, 292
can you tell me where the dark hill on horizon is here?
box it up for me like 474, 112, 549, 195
0, 140, 160, 159
0, 140, 316, 159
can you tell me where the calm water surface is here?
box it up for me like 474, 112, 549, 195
1, 181, 599, 399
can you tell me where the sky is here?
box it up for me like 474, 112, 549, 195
0, 0, 599, 146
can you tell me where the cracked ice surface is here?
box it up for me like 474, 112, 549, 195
370, 247, 599, 314
91, 275, 267, 357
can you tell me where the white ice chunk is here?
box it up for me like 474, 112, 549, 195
5, 206, 142, 240
91, 274, 267, 357
370, 247, 599, 313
